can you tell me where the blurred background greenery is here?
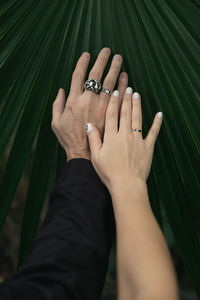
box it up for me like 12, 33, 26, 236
0, 0, 200, 299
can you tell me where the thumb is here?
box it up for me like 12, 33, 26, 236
86, 123, 102, 159
52, 88, 65, 122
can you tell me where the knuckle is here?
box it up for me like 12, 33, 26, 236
72, 71, 83, 80
103, 76, 113, 87
134, 115, 142, 123
65, 98, 72, 108
120, 109, 128, 118
51, 120, 57, 130
65, 100, 74, 112
89, 71, 99, 79
124, 94, 131, 101
85, 92, 93, 100
110, 97, 119, 105
107, 109, 116, 118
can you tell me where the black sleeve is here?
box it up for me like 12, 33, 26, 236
0, 158, 116, 300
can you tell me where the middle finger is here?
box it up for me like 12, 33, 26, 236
87, 47, 111, 82
99, 54, 123, 103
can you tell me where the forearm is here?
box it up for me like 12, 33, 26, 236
0, 159, 115, 300
108, 179, 179, 300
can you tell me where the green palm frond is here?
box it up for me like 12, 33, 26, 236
0, 0, 200, 297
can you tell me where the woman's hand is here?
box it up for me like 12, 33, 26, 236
86, 87, 163, 190
86, 89, 180, 300
51, 47, 128, 161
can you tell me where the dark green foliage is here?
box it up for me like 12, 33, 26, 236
0, 0, 199, 298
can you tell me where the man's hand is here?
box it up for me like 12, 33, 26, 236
51, 47, 128, 161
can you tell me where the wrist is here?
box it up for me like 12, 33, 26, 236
107, 177, 147, 195
66, 150, 91, 162
108, 177, 151, 212
66, 153, 91, 162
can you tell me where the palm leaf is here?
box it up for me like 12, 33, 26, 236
0, 0, 200, 297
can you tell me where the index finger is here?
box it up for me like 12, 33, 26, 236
69, 52, 90, 97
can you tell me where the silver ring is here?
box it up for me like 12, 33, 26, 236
131, 128, 142, 133
84, 78, 101, 94
100, 88, 112, 95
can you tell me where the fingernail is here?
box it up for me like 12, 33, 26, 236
86, 123, 93, 133
126, 87, 132, 94
57, 88, 61, 95
103, 47, 111, 54
83, 52, 90, 58
133, 92, 140, 100
113, 90, 119, 97
120, 72, 127, 78
114, 54, 122, 61
157, 112, 163, 118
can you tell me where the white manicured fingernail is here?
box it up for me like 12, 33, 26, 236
126, 87, 132, 94
113, 90, 119, 97
133, 92, 140, 100
86, 123, 93, 133
157, 112, 163, 118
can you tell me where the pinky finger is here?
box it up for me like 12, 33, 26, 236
145, 112, 163, 146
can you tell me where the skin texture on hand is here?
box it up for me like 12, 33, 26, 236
86, 88, 179, 300
86, 88, 163, 189
51, 47, 128, 161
